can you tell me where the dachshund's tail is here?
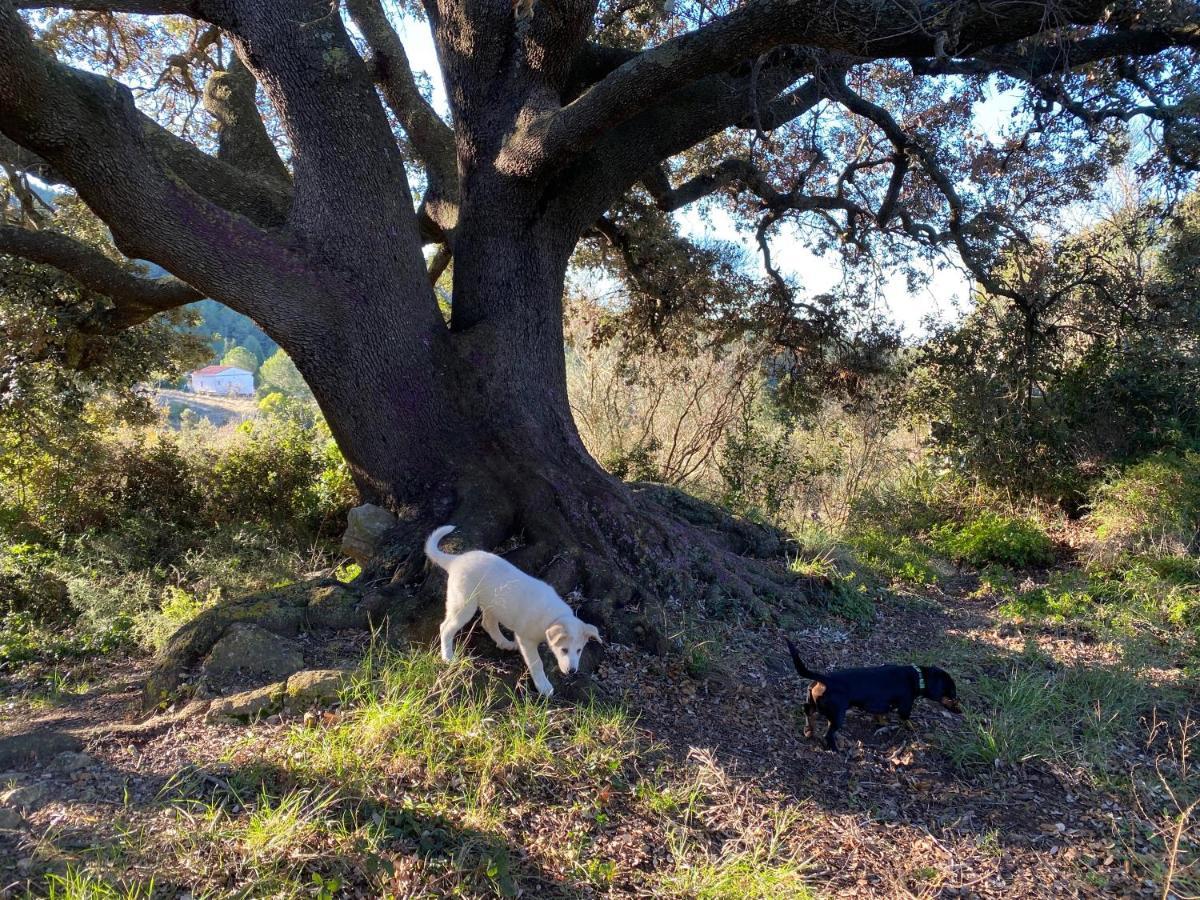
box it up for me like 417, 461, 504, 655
785, 638, 826, 682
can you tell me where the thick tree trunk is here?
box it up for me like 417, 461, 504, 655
267, 214, 820, 653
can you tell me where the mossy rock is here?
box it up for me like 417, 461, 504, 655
304, 584, 368, 630
206, 682, 286, 722
203, 623, 305, 681
143, 578, 363, 711
285, 668, 351, 706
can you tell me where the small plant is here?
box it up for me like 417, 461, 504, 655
931, 512, 1054, 568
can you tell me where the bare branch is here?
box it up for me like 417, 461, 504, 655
427, 242, 451, 285
826, 73, 1027, 304
0, 224, 201, 329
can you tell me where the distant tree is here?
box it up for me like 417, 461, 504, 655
258, 349, 311, 400
239, 334, 264, 364
913, 192, 1200, 502
221, 346, 259, 376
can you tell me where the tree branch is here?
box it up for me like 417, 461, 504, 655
201, 52, 290, 185
345, 0, 457, 195
531, 0, 1112, 166
0, 224, 201, 329
0, 2, 312, 331
15, 0, 206, 13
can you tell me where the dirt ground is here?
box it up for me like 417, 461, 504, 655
0, 581, 1191, 898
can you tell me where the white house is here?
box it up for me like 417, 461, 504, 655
188, 365, 255, 396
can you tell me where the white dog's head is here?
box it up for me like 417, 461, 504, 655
545, 618, 602, 675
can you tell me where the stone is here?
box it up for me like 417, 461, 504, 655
304, 584, 366, 630
0, 805, 26, 830
0, 782, 48, 810
205, 683, 286, 722
340, 503, 397, 564
285, 669, 351, 707
202, 623, 304, 681
50, 752, 94, 774
0, 730, 83, 769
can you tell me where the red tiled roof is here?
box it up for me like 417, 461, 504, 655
192, 365, 235, 376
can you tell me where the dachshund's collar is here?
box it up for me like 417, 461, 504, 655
912, 665, 925, 691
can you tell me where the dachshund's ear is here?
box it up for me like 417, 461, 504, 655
583, 624, 603, 644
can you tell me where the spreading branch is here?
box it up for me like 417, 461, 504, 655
0, 2, 314, 331
0, 224, 201, 329
345, 0, 457, 195
531, 0, 1111, 166
15, 0, 205, 11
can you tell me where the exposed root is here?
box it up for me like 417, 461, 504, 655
144, 461, 829, 707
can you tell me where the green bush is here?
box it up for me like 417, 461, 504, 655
931, 512, 1054, 568
845, 527, 938, 585
1089, 452, 1200, 557
0, 542, 69, 621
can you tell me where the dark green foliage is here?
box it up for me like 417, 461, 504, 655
912, 197, 1200, 503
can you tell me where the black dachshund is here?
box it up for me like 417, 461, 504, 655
786, 639, 962, 750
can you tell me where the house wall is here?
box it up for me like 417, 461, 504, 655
190, 371, 255, 396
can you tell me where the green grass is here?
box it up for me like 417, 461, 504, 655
939, 659, 1172, 780
992, 552, 1200, 671
42, 869, 155, 900
662, 802, 813, 900
845, 526, 938, 585
662, 849, 815, 899
1090, 452, 1200, 556
279, 647, 636, 804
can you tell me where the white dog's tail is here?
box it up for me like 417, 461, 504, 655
424, 525, 458, 570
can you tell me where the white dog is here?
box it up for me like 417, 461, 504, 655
425, 525, 601, 696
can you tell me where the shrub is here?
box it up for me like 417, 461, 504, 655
1089, 452, 1200, 557
931, 512, 1054, 568
845, 527, 938, 585
0, 542, 69, 621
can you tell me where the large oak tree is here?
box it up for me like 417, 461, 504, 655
0, 0, 1197, 647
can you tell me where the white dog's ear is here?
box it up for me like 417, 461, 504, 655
583, 624, 603, 644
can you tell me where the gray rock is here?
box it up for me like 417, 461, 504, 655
0, 805, 26, 830
202, 623, 304, 681
285, 669, 350, 707
0, 782, 48, 810
51, 751, 94, 774
205, 683, 285, 722
340, 503, 396, 564
0, 730, 82, 769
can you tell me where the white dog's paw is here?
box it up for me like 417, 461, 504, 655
441, 649, 456, 663
535, 681, 554, 698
